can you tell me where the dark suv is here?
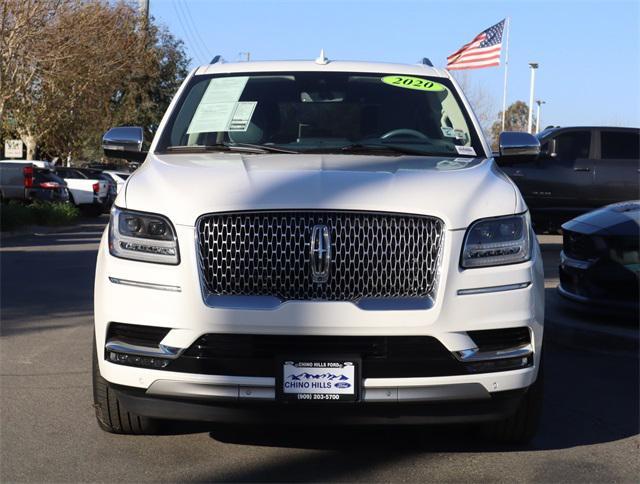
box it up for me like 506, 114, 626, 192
499, 127, 639, 231
27, 169, 69, 203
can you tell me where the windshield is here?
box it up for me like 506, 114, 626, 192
156, 72, 483, 157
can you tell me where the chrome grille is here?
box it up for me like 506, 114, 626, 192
197, 211, 444, 301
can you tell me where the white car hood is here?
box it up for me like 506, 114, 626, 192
122, 153, 521, 230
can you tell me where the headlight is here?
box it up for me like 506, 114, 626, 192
109, 207, 179, 264
461, 213, 531, 268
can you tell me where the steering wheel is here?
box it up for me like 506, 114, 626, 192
380, 129, 430, 141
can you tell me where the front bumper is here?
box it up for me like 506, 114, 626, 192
559, 251, 639, 312
94, 224, 545, 413
113, 383, 528, 425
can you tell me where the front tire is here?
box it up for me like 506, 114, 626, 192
92, 339, 161, 434
483, 358, 544, 444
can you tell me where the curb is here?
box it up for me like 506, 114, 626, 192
544, 288, 639, 356
0, 215, 108, 242
0, 224, 74, 241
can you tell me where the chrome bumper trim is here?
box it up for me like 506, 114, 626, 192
146, 381, 276, 400
201, 293, 434, 311
457, 282, 531, 296
145, 381, 490, 402
364, 383, 489, 402
108, 277, 181, 292
105, 340, 183, 360
454, 343, 533, 362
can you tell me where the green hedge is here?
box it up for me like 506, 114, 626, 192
0, 201, 80, 231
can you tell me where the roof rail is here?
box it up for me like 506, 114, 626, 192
419, 58, 434, 67
210, 55, 224, 64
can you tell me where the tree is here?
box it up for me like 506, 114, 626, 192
0, 0, 55, 126
1, 0, 188, 161
452, 72, 497, 140
490, 101, 536, 148
105, 23, 190, 148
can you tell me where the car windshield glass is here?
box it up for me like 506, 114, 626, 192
157, 72, 483, 157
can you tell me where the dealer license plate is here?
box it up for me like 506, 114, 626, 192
280, 359, 358, 402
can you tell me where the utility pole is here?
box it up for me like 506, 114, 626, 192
535, 100, 546, 134
239, 52, 251, 62
527, 62, 538, 133
139, 0, 149, 21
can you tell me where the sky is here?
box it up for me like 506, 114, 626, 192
147, 0, 640, 129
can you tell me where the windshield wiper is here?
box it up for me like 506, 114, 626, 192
337, 144, 437, 156
233, 142, 299, 153
165, 143, 299, 154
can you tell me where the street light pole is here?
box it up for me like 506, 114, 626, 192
239, 52, 251, 62
535, 100, 546, 134
139, 0, 149, 22
527, 63, 538, 133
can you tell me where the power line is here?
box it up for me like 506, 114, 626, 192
176, 0, 210, 63
179, 0, 212, 60
172, 1, 207, 64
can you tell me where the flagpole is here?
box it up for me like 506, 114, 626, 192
501, 17, 510, 132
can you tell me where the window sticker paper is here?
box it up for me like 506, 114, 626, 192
228, 102, 257, 132
455, 145, 477, 156
441, 126, 456, 138
187, 77, 249, 134
381, 76, 446, 92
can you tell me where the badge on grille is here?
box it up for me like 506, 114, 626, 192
310, 224, 331, 283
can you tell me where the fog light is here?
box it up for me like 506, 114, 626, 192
465, 356, 531, 373
108, 351, 170, 369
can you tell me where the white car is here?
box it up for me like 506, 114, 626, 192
102, 170, 131, 194
55, 167, 109, 216
93, 58, 545, 442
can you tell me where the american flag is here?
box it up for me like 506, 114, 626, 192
447, 19, 505, 70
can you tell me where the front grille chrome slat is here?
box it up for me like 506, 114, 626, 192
197, 210, 444, 301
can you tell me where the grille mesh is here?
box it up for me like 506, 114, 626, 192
197, 211, 444, 301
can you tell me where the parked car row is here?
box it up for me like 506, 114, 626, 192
0, 159, 131, 217
559, 200, 639, 316
498, 126, 640, 232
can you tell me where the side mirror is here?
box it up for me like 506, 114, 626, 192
102, 126, 147, 162
498, 131, 540, 163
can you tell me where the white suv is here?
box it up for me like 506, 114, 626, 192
93, 58, 544, 443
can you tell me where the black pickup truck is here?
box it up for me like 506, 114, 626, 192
498, 126, 639, 231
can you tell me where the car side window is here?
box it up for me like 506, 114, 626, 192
67, 170, 87, 179
58, 169, 76, 179
601, 131, 640, 160
552, 131, 591, 163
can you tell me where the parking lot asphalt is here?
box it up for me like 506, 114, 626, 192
1, 219, 638, 483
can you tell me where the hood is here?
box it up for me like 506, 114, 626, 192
563, 201, 640, 237
121, 153, 519, 230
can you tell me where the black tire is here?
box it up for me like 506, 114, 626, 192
483, 358, 544, 444
92, 339, 161, 434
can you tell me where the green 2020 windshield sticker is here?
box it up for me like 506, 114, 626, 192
381, 75, 446, 92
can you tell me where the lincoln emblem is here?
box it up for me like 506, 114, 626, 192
310, 224, 331, 283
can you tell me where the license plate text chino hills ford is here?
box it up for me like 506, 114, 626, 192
93, 55, 544, 443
